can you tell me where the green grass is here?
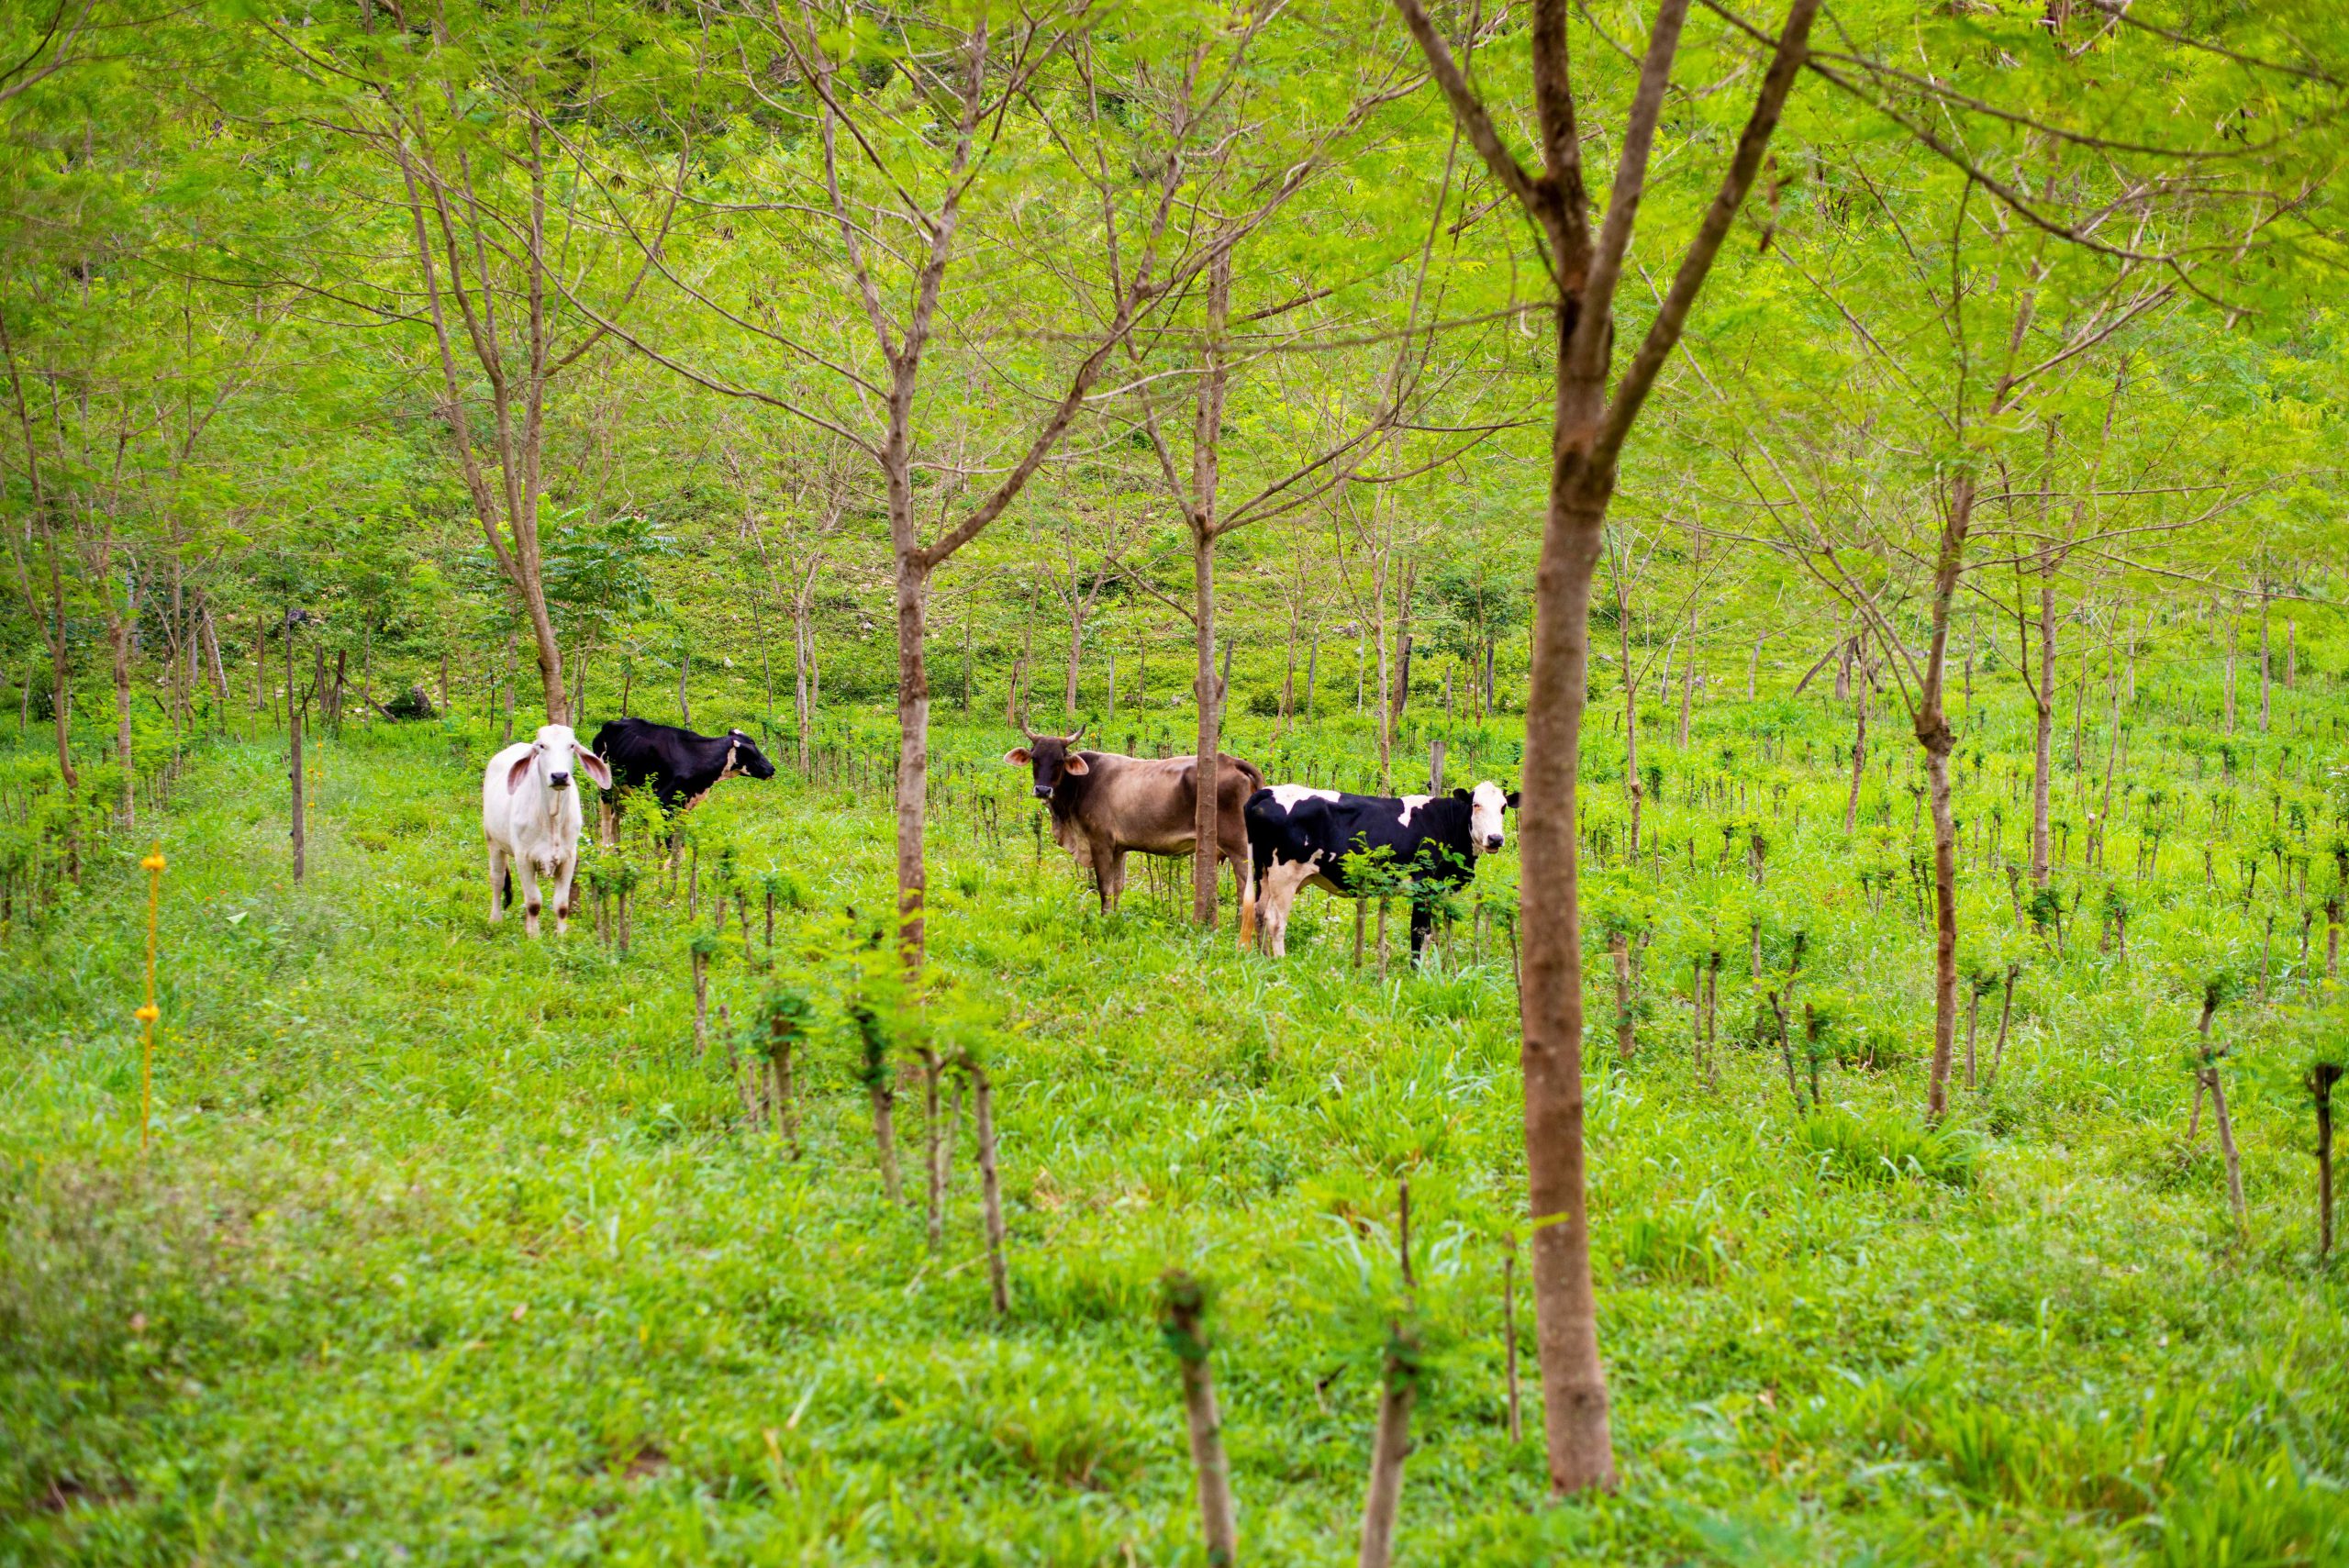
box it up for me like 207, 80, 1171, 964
2, 692, 2345, 1565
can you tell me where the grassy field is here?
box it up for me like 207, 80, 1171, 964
3, 685, 2346, 1565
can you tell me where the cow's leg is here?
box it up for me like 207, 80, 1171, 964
1261, 857, 1313, 959
515, 860, 543, 939
487, 841, 507, 924
1408, 895, 1432, 962
1232, 828, 1259, 949
551, 854, 576, 936
1103, 848, 1130, 913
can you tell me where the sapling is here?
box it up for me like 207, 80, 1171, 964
2310, 1061, 2343, 1260
1158, 1273, 1238, 1567
752, 985, 813, 1157
850, 999, 901, 1206
1964, 968, 2000, 1090
689, 933, 718, 1060
920, 1046, 949, 1253
1801, 1001, 1831, 1110
1766, 990, 1799, 1113
1358, 1181, 1419, 1568
2187, 977, 2248, 1238
1501, 1241, 1521, 1443
960, 1052, 1009, 1316
1609, 923, 1636, 1062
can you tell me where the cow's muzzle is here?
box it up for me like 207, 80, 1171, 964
1483, 835, 1503, 851
550, 773, 573, 790
1032, 784, 1053, 801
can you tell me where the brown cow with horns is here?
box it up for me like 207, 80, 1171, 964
1005, 721, 1264, 919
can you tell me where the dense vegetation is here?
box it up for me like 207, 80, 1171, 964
4, 0, 2348, 1562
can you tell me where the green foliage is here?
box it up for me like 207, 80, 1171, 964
1793, 1110, 1978, 1189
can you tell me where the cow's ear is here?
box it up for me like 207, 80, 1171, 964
573, 746, 613, 790
1452, 787, 1471, 800
506, 751, 536, 795
1062, 753, 1090, 774
1506, 791, 1521, 809
1004, 748, 1031, 766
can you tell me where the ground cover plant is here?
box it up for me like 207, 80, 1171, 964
6, 0, 2349, 1562
4, 664, 2345, 1563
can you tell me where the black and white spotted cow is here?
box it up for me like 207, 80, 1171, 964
591, 717, 776, 846
1241, 782, 1518, 959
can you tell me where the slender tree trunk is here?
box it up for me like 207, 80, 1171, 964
970, 1062, 1009, 1317
289, 658, 306, 883
1916, 473, 1973, 1120
1619, 607, 1642, 855
45, 530, 74, 789
2257, 585, 2271, 734
2031, 580, 2055, 885
111, 613, 134, 828
1843, 675, 1866, 834
2221, 602, 2236, 734
1191, 528, 1223, 926
895, 554, 933, 965
1519, 406, 1618, 1489
794, 596, 813, 771
1188, 251, 1231, 929
1161, 1276, 1238, 1568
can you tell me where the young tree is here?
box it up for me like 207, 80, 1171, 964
265, 1, 683, 725
1388, 0, 1825, 1494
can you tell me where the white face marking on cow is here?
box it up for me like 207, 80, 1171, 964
1268, 784, 1340, 811
1397, 793, 1431, 826
1470, 781, 1509, 853
719, 738, 741, 780
513, 724, 584, 807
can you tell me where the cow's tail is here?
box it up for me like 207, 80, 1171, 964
1236, 792, 1260, 952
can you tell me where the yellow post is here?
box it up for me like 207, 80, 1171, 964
137, 843, 166, 1151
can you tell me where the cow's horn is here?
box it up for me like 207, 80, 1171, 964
1066, 723, 1085, 748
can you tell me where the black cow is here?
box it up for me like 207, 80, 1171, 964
1242, 782, 1518, 958
591, 717, 776, 845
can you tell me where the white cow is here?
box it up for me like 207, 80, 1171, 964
482, 724, 611, 937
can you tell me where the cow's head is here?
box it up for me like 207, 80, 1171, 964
1004, 724, 1088, 801
507, 723, 614, 798
1454, 781, 1520, 854
722, 728, 778, 781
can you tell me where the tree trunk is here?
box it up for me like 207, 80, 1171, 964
971, 1062, 1009, 1317
289, 660, 306, 883
1188, 251, 1231, 929
1842, 675, 1866, 834
1610, 929, 1635, 1061
895, 555, 933, 965
1161, 1275, 1238, 1567
1915, 472, 1973, 1120
2257, 585, 2270, 733
1620, 607, 1642, 856
794, 597, 813, 771
111, 613, 134, 829
1191, 528, 1223, 927
1518, 454, 1616, 1495
46, 531, 74, 789
2031, 580, 2055, 885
